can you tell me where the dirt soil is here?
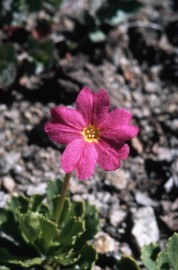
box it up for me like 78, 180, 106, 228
0, 0, 178, 269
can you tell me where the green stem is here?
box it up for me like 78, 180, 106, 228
52, 172, 72, 223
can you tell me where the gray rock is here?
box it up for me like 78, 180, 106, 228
94, 232, 118, 254
135, 191, 156, 207
144, 81, 159, 93
0, 151, 20, 175
132, 206, 159, 248
105, 169, 130, 190
2, 176, 16, 193
0, 191, 10, 207
109, 209, 127, 227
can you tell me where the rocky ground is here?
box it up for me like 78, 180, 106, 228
0, 0, 178, 269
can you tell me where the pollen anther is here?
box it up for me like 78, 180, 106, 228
82, 125, 100, 143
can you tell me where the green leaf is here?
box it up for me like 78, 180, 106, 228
0, 247, 42, 267
74, 202, 99, 249
50, 195, 71, 223
38, 203, 49, 216
141, 243, 160, 270
58, 197, 72, 225
0, 62, 17, 88
18, 212, 41, 244
0, 44, 17, 63
83, 203, 99, 240
156, 251, 170, 270
0, 210, 26, 245
47, 179, 63, 197
0, 266, 10, 270
0, 208, 7, 226
47, 179, 63, 206
37, 215, 58, 252
51, 248, 80, 266
74, 244, 97, 270
29, 194, 45, 212
89, 30, 106, 43
72, 200, 85, 218
0, 44, 18, 88
116, 256, 141, 270
7, 194, 30, 213
166, 233, 178, 270
57, 217, 85, 246
28, 38, 56, 73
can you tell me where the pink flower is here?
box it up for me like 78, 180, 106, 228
44, 87, 139, 180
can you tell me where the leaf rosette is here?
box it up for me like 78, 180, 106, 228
0, 179, 99, 270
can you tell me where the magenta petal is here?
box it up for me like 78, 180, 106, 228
76, 86, 94, 124
92, 89, 110, 125
44, 106, 86, 144
118, 144, 130, 160
76, 86, 110, 125
50, 106, 86, 127
44, 122, 82, 144
61, 139, 84, 173
99, 108, 132, 129
95, 141, 121, 171
76, 143, 98, 180
101, 125, 139, 144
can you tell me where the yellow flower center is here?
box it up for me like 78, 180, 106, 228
82, 125, 100, 143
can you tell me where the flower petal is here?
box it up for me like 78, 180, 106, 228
61, 139, 84, 173
99, 108, 132, 129
92, 89, 110, 125
50, 106, 86, 127
76, 143, 98, 180
44, 106, 86, 144
76, 86, 94, 124
117, 144, 130, 160
76, 86, 110, 125
95, 141, 121, 171
44, 122, 82, 144
101, 125, 139, 144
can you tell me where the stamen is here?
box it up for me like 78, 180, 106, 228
81, 125, 100, 143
